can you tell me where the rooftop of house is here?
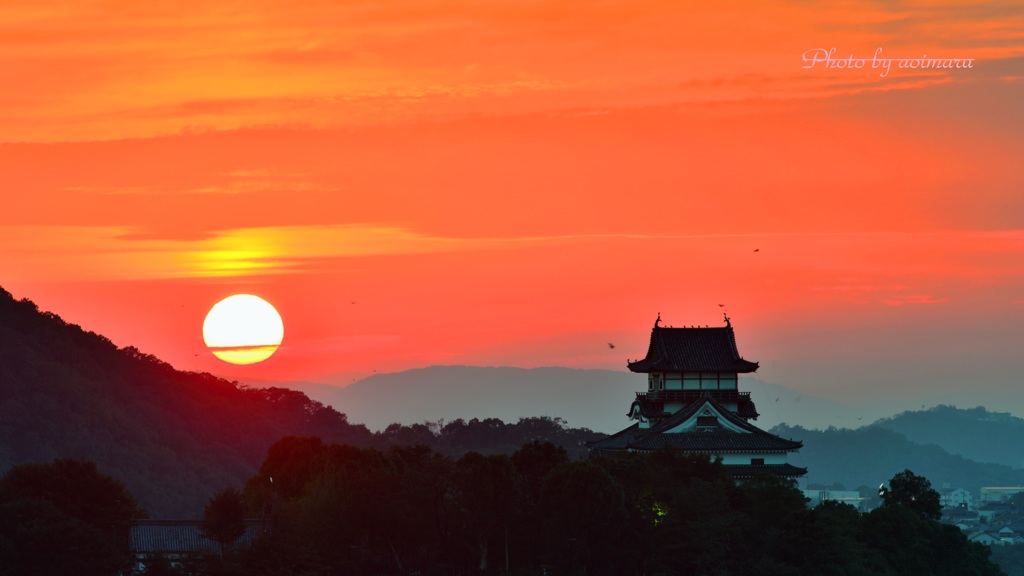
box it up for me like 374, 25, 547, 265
129, 520, 265, 555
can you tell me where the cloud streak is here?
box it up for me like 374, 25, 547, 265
4, 0, 1022, 141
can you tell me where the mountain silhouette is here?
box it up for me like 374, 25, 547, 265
0, 287, 371, 518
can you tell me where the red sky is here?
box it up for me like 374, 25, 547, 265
2, 0, 1023, 408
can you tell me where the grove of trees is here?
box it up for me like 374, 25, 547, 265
0, 444, 1008, 576
213, 438, 1002, 576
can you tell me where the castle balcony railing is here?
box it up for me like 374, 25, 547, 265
638, 390, 750, 402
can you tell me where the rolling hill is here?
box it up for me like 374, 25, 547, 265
0, 287, 372, 518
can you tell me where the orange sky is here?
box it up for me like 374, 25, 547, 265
2, 0, 1023, 409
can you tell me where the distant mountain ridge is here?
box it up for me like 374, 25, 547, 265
272, 368, 1024, 495
259, 366, 856, 433
774, 423, 1024, 495
871, 405, 1024, 468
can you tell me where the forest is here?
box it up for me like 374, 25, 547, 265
0, 442, 1006, 576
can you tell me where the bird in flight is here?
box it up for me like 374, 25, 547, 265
753, 248, 760, 252
608, 343, 616, 349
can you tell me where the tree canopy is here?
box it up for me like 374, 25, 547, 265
882, 468, 943, 520
221, 440, 1004, 576
0, 459, 146, 576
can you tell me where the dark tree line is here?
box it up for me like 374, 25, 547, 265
0, 448, 1006, 576
211, 437, 1002, 576
372, 417, 602, 460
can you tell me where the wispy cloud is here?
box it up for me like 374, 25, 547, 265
4, 0, 1021, 141
882, 294, 950, 306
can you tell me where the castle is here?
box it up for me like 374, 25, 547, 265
587, 315, 805, 480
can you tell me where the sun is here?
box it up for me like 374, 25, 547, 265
203, 294, 284, 365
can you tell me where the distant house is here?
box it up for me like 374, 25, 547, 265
978, 502, 1014, 524
129, 520, 265, 574
980, 487, 1024, 504
803, 489, 865, 510
995, 527, 1024, 546
940, 488, 973, 510
941, 507, 979, 529
998, 519, 1024, 536
587, 316, 805, 481
968, 531, 1003, 546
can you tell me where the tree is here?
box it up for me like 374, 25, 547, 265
451, 452, 519, 571
881, 469, 941, 520
540, 459, 628, 575
0, 459, 146, 576
201, 488, 247, 557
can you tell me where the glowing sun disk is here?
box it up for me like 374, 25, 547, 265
203, 294, 284, 365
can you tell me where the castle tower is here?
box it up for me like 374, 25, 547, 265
588, 315, 805, 480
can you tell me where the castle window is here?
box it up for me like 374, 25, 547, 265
696, 416, 718, 429
683, 372, 699, 390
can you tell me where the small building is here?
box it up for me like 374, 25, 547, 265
803, 489, 866, 510
129, 520, 264, 574
968, 531, 1003, 546
980, 487, 1024, 503
978, 502, 1014, 524
940, 487, 974, 510
942, 506, 979, 529
588, 315, 805, 481
998, 519, 1024, 536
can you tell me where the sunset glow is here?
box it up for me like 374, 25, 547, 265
2, 0, 1022, 410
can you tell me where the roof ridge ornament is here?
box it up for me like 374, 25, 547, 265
724, 312, 732, 327
654, 312, 661, 328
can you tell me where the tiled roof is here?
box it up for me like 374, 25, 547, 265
130, 521, 265, 555
644, 396, 800, 448
737, 395, 759, 419
627, 323, 759, 373
726, 464, 807, 479
586, 423, 643, 453
589, 396, 803, 455
628, 431, 802, 452
630, 395, 669, 419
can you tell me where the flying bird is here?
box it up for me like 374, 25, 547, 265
608, 343, 615, 349
753, 248, 760, 252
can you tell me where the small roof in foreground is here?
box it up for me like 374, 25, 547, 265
130, 520, 264, 555
627, 316, 759, 373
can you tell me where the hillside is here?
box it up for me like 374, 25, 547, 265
872, 405, 1024, 468
0, 288, 372, 518
774, 424, 1024, 494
